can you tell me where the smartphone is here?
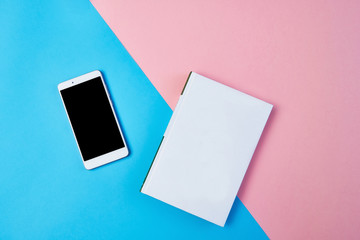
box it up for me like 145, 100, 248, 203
58, 70, 129, 169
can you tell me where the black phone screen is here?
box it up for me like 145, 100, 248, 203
60, 77, 125, 161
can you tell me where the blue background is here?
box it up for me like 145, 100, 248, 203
0, 0, 268, 239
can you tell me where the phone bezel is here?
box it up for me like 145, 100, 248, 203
58, 70, 129, 170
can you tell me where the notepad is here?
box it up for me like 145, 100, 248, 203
141, 72, 273, 226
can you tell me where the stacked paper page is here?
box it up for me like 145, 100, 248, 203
141, 72, 273, 226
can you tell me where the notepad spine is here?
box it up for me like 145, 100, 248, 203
140, 136, 164, 192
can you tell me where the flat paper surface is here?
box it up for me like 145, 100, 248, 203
0, 1, 267, 239
142, 73, 272, 226
91, 1, 360, 238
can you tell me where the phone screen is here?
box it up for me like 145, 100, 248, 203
60, 77, 125, 161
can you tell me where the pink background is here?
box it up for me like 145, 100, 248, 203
90, 0, 360, 239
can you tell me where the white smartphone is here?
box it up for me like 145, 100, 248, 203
58, 70, 129, 170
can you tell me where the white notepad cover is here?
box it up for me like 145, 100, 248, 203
141, 72, 273, 226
